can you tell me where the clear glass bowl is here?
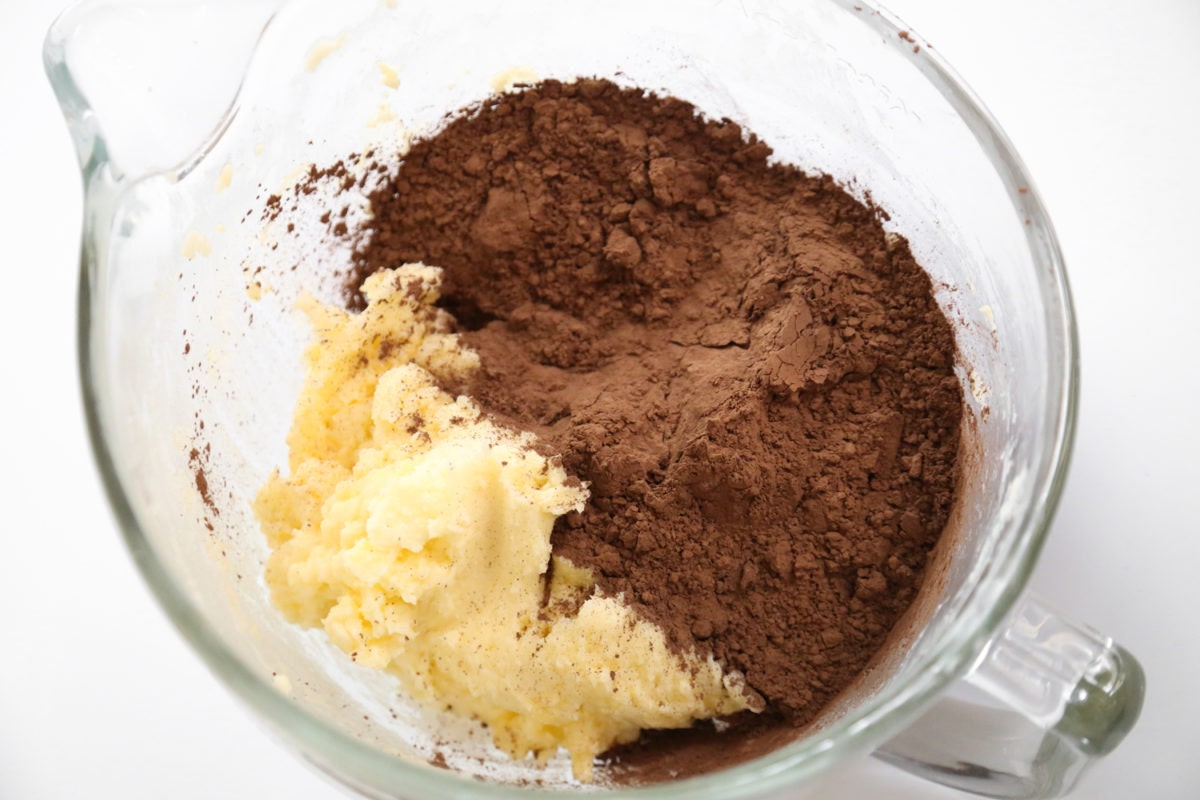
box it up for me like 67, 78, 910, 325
45, 0, 1143, 797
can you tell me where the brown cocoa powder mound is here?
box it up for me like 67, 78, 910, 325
347, 79, 962, 776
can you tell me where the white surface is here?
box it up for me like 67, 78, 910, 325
1, 0, 1196, 797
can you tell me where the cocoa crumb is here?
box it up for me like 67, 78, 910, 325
188, 446, 219, 517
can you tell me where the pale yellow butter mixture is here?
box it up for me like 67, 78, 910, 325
255, 265, 748, 780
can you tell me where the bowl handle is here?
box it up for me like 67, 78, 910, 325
875, 592, 1145, 797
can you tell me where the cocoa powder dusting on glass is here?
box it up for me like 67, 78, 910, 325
340, 79, 962, 780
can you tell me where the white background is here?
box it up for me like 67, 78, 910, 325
1, 0, 1197, 797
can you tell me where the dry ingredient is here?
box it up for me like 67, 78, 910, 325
265, 77, 962, 782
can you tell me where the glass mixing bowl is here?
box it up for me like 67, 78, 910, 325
45, 0, 1143, 797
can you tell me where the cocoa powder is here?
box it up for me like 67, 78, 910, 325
345, 79, 962, 780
